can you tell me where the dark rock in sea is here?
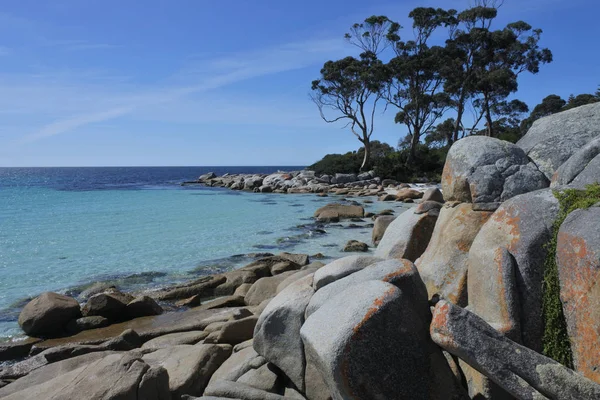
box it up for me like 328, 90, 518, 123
344, 224, 364, 229
343, 240, 369, 252
126, 296, 163, 319
66, 316, 110, 334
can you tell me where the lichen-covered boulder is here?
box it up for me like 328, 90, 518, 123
442, 136, 548, 203
557, 207, 600, 383
301, 280, 466, 400
551, 136, 600, 189
18, 292, 82, 337
253, 274, 315, 391
305, 259, 426, 318
374, 208, 437, 262
468, 189, 559, 351
431, 300, 600, 400
518, 102, 600, 180
416, 203, 492, 306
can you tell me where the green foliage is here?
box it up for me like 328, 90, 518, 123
563, 93, 600, 111
542, 183, 600, 367
308, 140, 394, 175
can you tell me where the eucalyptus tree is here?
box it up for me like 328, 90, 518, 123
311, 16, 392, 171
443, 2, 552, 139
382, 7, 457, 162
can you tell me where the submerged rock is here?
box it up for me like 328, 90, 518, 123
342, 240, 369, 252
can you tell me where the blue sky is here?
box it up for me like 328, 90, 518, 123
0, 0, 597, 167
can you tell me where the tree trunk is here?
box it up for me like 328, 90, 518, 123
453, 95, 465, 143
484, 94, 494, 137
408, 127, 421, 163
360, 137, 371, 172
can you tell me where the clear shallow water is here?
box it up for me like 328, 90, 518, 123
0, 167, 409, 340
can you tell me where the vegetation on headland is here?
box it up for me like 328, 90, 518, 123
542, 183, 600, 367
309, 0, 600, 179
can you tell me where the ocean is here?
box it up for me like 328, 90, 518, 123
0, 167, 409, 341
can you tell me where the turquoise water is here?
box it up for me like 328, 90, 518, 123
0, 167, 409, 340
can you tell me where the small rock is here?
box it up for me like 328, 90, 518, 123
342, 240, 369, 252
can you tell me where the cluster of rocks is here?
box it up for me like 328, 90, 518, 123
191, 169, 426, 196
17, 288, 163, 339
2, 102, 600, 399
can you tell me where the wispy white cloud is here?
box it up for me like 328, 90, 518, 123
7, 36, 347, 145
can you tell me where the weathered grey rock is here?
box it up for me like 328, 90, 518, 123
263, 173, 292, 188
237, 363, 283, 393
208, 346, 266, 386
244, 176, 264, 190
244, 271, 297, 306
204, 316, 258, 345
199, 172, 217, 181
198, 295, 247, 310
551, 136, 600, 188
127, 295, 163, 318
431, 300, 600, 400
557, 207, 600, 383
259, 185, 273, 193
143, 344, 231, 398
276, 268, 319, 294
18, 292, 81, 337
157, 275, 228, 301
422, 187, 444, 203
66, 315, 110, 333
204, 380, 286, 400
442, 136, 549, 203
312, 255, 383, 291
253, 274, 315, 391
306, 259, 426, 318
468, 189, 559, 351
1, 353, 170, 400
313, 203, 364, 222
416, 203, 492, 306
141, 331, 209, 351
301, 280, 465, 400
374, 208, 437, 262
518, 102, 600, 179
0, 351, 118, 396
342, 239, 369, 252
371, 215, 395, 246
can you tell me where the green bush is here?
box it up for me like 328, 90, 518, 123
542, 183, 600, 367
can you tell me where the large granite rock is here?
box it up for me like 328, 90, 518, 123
557, 207, 600, 383
468, 189, 559, 351
204, 316, 258, 345
237, 363, 284, 393
518, 102, 600, 179
301, 280, 465, 400
0, 353, 170, 400
374, 208, 437, 262
208, 346, 265, 386
416, 203, 492, 306
312, 255, 383, 290
442, 136, 548, 203
431, 300, 600, 400
551, 136, 600, 188
126, 295, 163, 319
143, 344, 231, 398
253, 274, 315, 391
18, 292, 82, 337
306, 259, 426, 318
204, 380, 286, 400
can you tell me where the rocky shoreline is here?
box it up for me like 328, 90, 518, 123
185, 169, 437, 198
2, 103, 600, 399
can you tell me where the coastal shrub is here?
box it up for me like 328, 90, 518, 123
308, 152, 362, 175
542, 183, 600, 367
